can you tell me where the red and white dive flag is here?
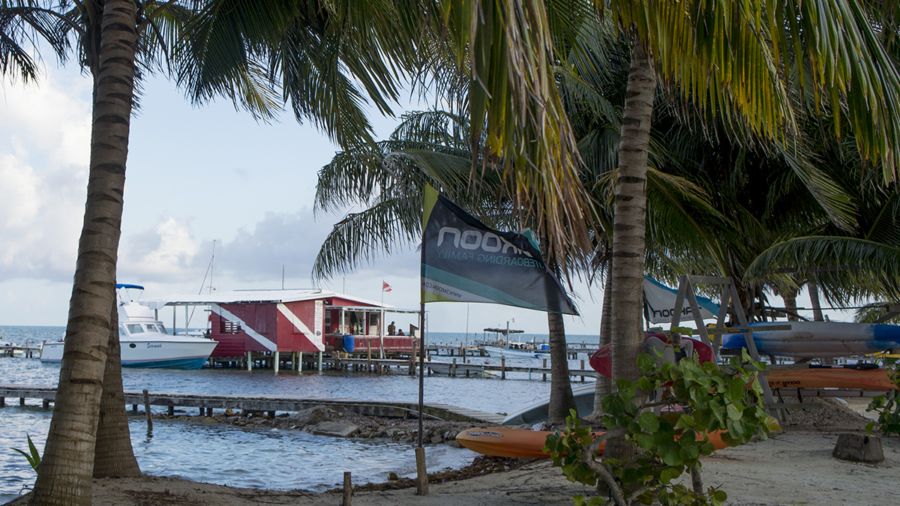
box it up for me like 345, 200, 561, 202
382, 281, 392, 292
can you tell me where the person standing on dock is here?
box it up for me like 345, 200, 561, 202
388, 321, 396, 336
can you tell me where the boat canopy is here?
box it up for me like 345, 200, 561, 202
139, 289, 394, 311
116, 283, 145, 290
483, 327, 524, 335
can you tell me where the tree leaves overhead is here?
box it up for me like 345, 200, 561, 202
433, 0, 598, 268
603, 0, 900, 183
746, 236, 900, 306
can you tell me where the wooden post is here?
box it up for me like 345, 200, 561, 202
367, 339, 372, 371
452, 357, 457, 377
415, 447, 428, 495
274, 351, 280, 373
168, 405, 175, 417
143, 389, 153, 432
318, 351, 323, 372
581, 359, 585, 382
247, 351, 253, 371
342, 472, 352, 506
501, 356, 506, 380
543, 358, 547, 381
43, 399, 50, 409
298, 351, 303, 371
206, 408, 212, 416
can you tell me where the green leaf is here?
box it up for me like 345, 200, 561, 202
659, 466, 683, 484
638, 411, 661, 432
726, 403, 742, 421
637, 376, 655, 392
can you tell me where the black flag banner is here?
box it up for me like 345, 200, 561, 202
420, 186, 577, 315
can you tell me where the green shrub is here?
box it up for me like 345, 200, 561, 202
866, 357, 900, 437
545, 350, 777, 506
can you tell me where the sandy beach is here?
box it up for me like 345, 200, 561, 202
6, 397, 898, 506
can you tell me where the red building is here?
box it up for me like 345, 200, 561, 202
142, 289, 417, 357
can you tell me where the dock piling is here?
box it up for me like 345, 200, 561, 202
415, 447, 428, 496
342, 472, 352, 506
143, 389, 153, 432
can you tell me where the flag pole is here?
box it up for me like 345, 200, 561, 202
416, 205, 428, 496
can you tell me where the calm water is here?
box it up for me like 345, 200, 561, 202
0, 326, 598, 502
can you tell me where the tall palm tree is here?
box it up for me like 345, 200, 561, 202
599, 0, 900, 430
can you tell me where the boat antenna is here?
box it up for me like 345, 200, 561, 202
209, 240, 216, 294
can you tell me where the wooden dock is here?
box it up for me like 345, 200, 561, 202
0, 384, 507, 424
1, 345, 40, 358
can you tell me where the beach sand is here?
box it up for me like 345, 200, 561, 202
6, 396, 898, 505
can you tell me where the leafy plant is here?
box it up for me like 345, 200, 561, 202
12, 434, 41, 472
545, 350, 777, 506
866, 357, 900, 437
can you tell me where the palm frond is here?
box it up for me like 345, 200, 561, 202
745, 236, 900, 305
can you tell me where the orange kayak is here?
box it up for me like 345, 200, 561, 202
766, 367, 897, 391
456, 427, 729, 459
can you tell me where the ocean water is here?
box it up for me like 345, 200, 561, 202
0, 326, 598, 502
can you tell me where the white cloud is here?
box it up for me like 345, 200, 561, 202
0, 67, 92, 284
119, 217, 201, 282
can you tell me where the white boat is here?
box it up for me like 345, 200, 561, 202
40, 284, 218, 369
484, 342, 550, 359
720, 321, 900, 358
503, 383, 596, 425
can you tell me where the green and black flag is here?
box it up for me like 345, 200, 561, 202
420, 186, 577, 315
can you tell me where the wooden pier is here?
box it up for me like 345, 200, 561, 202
1, 345, 41, 358
0, 383, 507, 424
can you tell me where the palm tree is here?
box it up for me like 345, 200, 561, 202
3, 1, 596, 502
312, 109, 588, 422
600, 0, 900, 421
3, 1, 268, 503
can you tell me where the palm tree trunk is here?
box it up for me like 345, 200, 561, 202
591, 261, 614, 417
605, 36, 656, 462
547, 311, 575, 424
808, 281, 824, 321
93, 301, 141, 478
31, 2, 138, 504
783, 285, 799, 321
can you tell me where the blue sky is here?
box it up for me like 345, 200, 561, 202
0, 59, 610, 335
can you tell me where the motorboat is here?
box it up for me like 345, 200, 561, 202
484, 341, 550, 359
40, 284, 217, 369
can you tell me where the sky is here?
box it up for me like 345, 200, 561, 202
0, 57, 610, 336
0, 52, 853, 336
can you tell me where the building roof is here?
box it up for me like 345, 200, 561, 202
140, 289, 393, 311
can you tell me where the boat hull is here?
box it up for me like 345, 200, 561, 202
483, 346, 547, 359
721, 321, 900, 358
456, 427, 729, 459
40, 338, 217, 370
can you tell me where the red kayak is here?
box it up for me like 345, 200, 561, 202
456, 427, 729, 459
